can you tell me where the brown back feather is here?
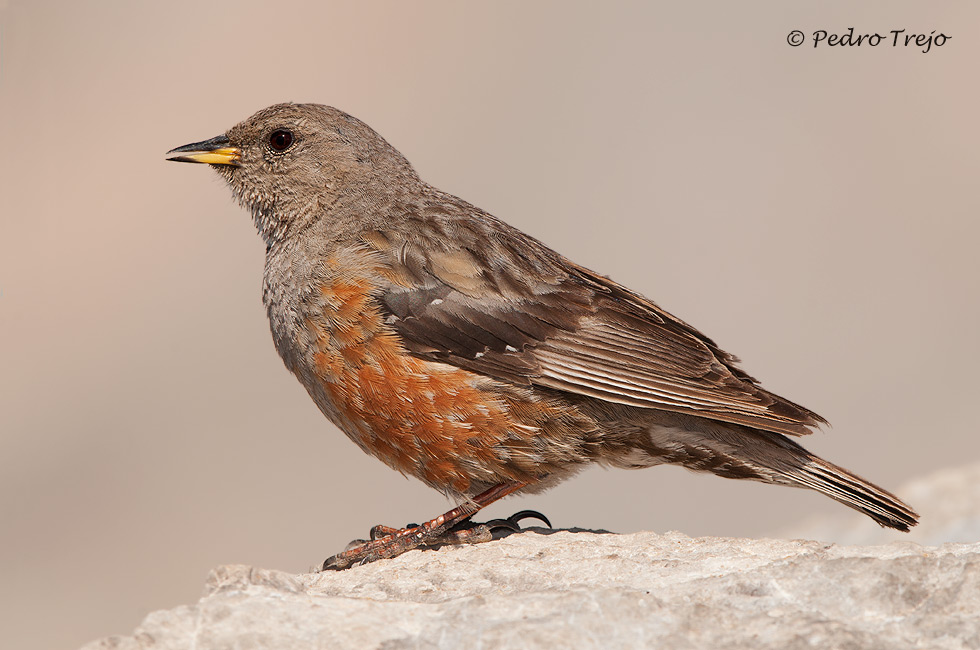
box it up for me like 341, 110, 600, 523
376, 188, 826, 437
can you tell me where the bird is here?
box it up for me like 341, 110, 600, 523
167, 103, 918, 570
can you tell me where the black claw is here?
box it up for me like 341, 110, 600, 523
483, 518, 521, 533
507, 510, 552, 529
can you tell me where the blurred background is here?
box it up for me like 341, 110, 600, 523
1, 1, 977, 648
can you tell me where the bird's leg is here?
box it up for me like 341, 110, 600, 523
321, 482, 527, 571
368, 524, 402, 540
367, 509, 552, 548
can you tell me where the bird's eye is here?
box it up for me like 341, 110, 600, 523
269, 129, 294, 152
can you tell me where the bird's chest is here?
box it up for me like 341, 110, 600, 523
262, 242, 318, 375
262, 242, 388, 390
261, 240, 520, 492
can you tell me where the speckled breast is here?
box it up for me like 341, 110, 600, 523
263, 238, 598, 496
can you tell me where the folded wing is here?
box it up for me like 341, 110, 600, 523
374, 201, 825, 437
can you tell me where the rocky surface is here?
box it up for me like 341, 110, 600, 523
84, 530, 980, 650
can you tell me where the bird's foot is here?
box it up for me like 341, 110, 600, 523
473, 509, 552, 540
321, 507, 550, 571
416, 508, 553, 547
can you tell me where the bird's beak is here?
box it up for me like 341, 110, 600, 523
166, 135, 241, 166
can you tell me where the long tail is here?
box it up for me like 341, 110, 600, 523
782, 451, 919, 531
728, 428, 919, 531
640, 416, 920, 531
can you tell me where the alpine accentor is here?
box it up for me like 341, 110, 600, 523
167, 103, 918, 569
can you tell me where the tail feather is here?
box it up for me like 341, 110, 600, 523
789, 457, 919, 531
637, 414, 920, 532
735, 427, 920, 531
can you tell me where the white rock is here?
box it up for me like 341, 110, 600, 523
82, 531, 980, 650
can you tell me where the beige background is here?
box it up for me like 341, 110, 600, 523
1, 1, 977, 648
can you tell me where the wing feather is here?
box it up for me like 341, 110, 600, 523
372, 195, 825, 436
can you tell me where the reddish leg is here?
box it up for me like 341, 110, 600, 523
321, 482, 526, 571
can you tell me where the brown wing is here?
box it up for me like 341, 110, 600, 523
374, 195, 826, 437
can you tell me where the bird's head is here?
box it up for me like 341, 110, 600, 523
167, 103, 419, 245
